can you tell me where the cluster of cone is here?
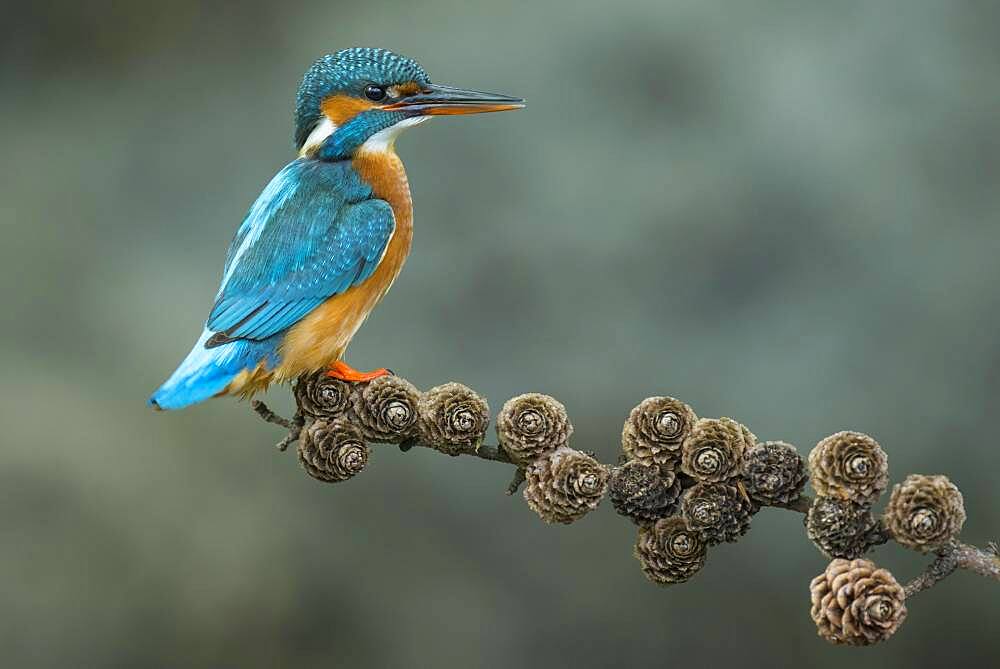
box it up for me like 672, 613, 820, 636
614, 397, 809, 585
495, 394, 609, 524
803, 430, 967, 645
290, 374, 973, 647
296, 373, 612, 524
293, 372, 490, 482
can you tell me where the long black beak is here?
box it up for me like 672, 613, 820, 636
383, 83, 525, 115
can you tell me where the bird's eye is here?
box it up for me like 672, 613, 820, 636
364, 85, 387, 101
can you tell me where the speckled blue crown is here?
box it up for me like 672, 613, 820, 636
294, 48, 430, 149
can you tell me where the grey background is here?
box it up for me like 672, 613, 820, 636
2, 1, 998, 667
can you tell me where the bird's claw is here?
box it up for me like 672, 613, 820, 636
326, 360, 394, 382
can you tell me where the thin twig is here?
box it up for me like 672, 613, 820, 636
905, 541, 1000, 597
251, 401, 303, 451
386, 436, 515, 464
773, 494, 813, 515
251, 400, 294, 429
950, 541, 1000, 582
905, 547, 960, 597
506, 468, 527, 495
388, 437, 521, 492
275, 423, 303, 452
471, 442, 515, 464
328, 431, 521, 494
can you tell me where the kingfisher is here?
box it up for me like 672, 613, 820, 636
149, 47, 523, 410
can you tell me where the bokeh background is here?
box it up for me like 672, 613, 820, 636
3, 0, 999, 666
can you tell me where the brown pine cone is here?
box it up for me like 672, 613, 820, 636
350, 375, 421, 443
743, 441, 808, 505
680, 482, 754, 545
294, 372, 353, 419
806, 496, 880, 559
884, 474, 966, 552
609, 460, 683, 524
634, 516, 707, 585
810, 558, 907, 646
297, 419, 369, 483
621, 397, 697, 472
679, 417, 752, 483
523, 447, 609, 524
417, 382, 490, 455
496, 393, 573, 463
808, 431, 888, 504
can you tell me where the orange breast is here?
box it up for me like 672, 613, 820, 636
271, 150, 414, 382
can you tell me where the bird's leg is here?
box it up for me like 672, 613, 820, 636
326, 360, 393, 382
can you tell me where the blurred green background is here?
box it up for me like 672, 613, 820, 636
2, 0, 998, 666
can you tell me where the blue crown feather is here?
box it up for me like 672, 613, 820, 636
294, 47, 430, 149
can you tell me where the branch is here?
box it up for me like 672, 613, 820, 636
399, 437, 525, 495
396, 435, 515, 464
249, 371, 998, 647
396, 433, 526, 493
905, 541, 1000, 597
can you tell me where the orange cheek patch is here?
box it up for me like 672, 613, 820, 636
389, 81, 423, 97
320, 94, 378, 125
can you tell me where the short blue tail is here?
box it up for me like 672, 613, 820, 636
148, 329, 279, 410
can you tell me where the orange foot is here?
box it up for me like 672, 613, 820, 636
326, 360, 393, 383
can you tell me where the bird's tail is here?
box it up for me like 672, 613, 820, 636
148, 329, 277, 410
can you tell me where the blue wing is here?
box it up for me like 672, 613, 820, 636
205, 158, 395, 345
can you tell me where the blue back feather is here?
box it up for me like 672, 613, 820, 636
208, 159, 394, 341
149, 157, 395, 409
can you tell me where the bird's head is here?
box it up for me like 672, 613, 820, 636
294, 47, 524, 160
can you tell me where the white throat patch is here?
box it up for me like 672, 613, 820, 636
298, 117, 337, 157
359, 116, 429, 154
299, 115, 429, 158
